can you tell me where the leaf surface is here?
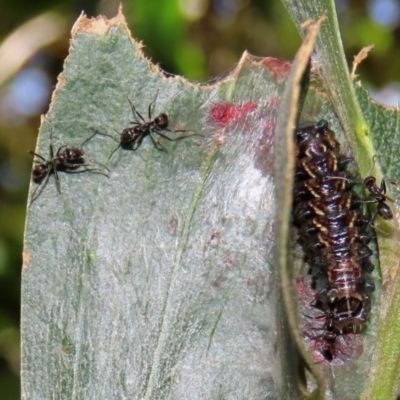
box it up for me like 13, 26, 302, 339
22, 10, 284, 399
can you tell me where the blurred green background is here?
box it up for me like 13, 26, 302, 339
1, 0, 400, 398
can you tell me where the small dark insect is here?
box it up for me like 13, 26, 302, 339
297, 277, 363, 365
308, 309, 364, 364
29, 131, 108, 205
363, 176, 394, 221
98, 91, 203, 158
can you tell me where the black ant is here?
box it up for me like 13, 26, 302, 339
363, 176, 394, 221
97, 91, 203, 159
29, 131, 109, 205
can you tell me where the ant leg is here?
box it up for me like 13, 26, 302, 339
95, 130, 120, 144
67, 161, 110, 173
131, 136, 144, 151
128, 99, 146, 123
380, 179, 389, 196
159, 127, 186, 134
91, 160, 109, 173
108, 144, 121, 159
154, 130, 204, 142
63, 167, 109, 178
379, 179, 394, 202
359, 199, 377, 205
81, 130, 101, 147
148, 89, 159, 119
94, 123, 128, 143
75, 168, 109, 177
29, 172, 51, 206
56, 145, 67, 156
368, 212, 390, 235
49, 132, 57, 158
29, 151, 47, 163
53, 167, 61, 194
155, 125, 205, 137
149, 133, 167, 152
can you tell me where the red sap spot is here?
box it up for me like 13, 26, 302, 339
261, 98, 279, 130
211, 102, 257, 128
263, 120, 276, 130
225, 258, 236, 267
207, 232, 220, 246
262, 58, 292, 80
241, 102, 258, 113
268, 97, 281, 109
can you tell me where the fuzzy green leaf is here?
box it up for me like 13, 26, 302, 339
22, 11, 286, 399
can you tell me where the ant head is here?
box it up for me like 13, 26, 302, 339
154, 113, 169, 129
315, 119, 329, 133
32, 164, 49, 182
363, 175, 376, 188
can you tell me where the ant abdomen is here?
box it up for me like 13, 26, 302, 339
31, 162, 49, 183
363, 175, 394, 221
